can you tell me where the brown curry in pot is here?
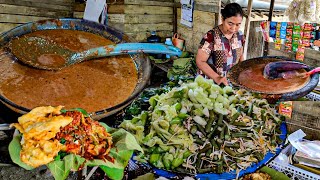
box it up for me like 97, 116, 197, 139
238, 63, 309, 94
0, 30, 138, 112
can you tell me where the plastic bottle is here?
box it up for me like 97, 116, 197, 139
315, 26, 320, 40
164, 37, 173, 59
147, 31, 161, 43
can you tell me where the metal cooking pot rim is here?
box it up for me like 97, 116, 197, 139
0, 18, 151, 120
227, 56, 319, 101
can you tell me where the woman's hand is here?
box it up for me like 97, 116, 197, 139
215, 77, 228, 86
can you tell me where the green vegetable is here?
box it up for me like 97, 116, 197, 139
216, 161, 223, 173
163, 153, 173, 170
254, 152, 264, 161
60, 138, 66, 144
210, 139, 219, 150
195, 137, 204, 144
260, 166, 290, 180
214, 102, 228, 115
60, 108, 89, 117
232, 121, 247, 126
230, 112, 240, 123
170, 117, 182, 125
183, 150, 192, 159
248, 103, 253, 116
127, 104, 141, 116
171, 158, 184, 169
190, 125, 197, 135
175, 103, 182, 112
224, 147, 237, 157
137, 111, 148, 126
223, 86, 233, 95
131, 117, 140, 124
199, 144, 212, 153
149, 96, 158, 108
205, 111, 215, 133
153, 146, 166, 154
231, 132, 248, 138
225, 142, 240, 149
178, 113, 188, 119
149, 154, 160, 165
193, 116, 207, 126
196, 123, 206, 135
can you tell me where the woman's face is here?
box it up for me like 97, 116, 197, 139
221, 15, 243, 35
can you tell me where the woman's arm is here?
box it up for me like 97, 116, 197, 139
239, 46, 244, 62
196, 49, 228, 85
239, 34, 245, 62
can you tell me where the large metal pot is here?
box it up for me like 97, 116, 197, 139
227, 56, 319, 102
0, 18, 151, 120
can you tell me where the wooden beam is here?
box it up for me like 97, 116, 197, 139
125, 5, 172, 15
250, 12, 255, 18
0, 4, 72, 18
243, 0, 253, 60
124, 0, 174, 7
0, 14, 47, 23
0, 0, 72, 11
174, 2, 219, 13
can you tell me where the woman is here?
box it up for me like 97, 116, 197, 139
196, 3, 245, 86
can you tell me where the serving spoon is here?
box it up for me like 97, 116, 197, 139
9, 36, 182, 70
263, 61, 320, 79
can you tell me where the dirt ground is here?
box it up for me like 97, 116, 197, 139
0, 166, 78, 180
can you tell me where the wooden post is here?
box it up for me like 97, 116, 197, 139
217, 0, 222, 25
173, 1, 177, 34
243, 0, 253, 60
263, 0, 275, 56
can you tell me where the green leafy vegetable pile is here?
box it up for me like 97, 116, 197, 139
120, 75, 284, 175
167, 56, 197, 82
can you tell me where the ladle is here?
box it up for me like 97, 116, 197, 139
9, 36, 182, 70
263, 61, 320, 79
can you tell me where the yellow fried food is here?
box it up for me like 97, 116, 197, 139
243, 172, 272, 180
13, 106, 64, 131
20, 139, 62, 167
11, 106, 73, 168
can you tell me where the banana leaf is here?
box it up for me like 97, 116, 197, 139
9, 122, 142, 180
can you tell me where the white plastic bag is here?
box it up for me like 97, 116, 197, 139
285, 0, 302, 22
288, 129, 320, 159
315, 0, 320, 22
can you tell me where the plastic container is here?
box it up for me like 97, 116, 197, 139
147, 31, 161, 43
147, 31, 163, 59
268, 160, 320, 180
164, 37, 173, 59
315, 26, 320, 40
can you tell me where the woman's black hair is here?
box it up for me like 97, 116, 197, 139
221, 3, 243, 19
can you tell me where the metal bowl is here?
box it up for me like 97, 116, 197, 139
0, 18, 151, 120
227, 56, 319, 102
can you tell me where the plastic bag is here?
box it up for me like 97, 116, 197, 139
285, 0, 302, 22
316, 0, 320, 21
298, 0, 316, 22
288, 129, 320, 159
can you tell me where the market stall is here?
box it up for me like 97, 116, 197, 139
0, 0, 319, 180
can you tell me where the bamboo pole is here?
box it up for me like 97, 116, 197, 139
243, 0, 253, 60
263, 0, 275, 56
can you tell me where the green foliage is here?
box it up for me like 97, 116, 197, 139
9, 123, 142, 180
8, 135, 34, 170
